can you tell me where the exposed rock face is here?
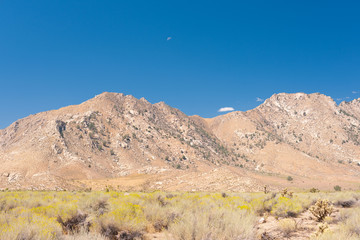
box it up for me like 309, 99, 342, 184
207, 93, 360, 184
247, 93, 360, 163
0, 92, 359, 191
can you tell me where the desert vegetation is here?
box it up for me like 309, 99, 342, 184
0, 190, 360, 239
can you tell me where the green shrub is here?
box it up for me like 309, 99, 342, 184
310, 188, 320, 193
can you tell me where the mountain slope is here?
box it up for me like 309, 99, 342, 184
208, 93, 360, 189
1, 92, 360, 191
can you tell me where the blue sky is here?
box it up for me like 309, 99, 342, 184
0, 1, 359, 129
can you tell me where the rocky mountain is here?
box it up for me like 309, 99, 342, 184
1, 92, 360, 191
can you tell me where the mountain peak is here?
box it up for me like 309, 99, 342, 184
266, 92, 333, 102
93, 91, 124, 100
260, 92, 336, 111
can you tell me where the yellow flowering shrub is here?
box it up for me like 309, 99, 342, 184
1, 190, 358, 239
271, 196, 304, 217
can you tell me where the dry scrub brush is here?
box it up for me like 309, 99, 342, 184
167, 203, 257, 240
1, 190, 360, 240
278, 218, 298, 237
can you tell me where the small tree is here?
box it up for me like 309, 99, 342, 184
334, 185, 341, 191
280, 188, 293, 198
309, 200, 333, 222
264, 185, 269, 194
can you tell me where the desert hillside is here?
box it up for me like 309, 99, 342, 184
1, 92, 359, 191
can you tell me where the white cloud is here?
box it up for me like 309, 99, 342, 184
336, 98, 343, 101
166, 37, 172, 41
218, 107, 234, 112
256, 97, 264, 102
352, 91, 358, 94
346, 96, 350, 99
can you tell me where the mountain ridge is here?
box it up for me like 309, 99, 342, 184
1, 92, 360, 191
1, 91, 357, 130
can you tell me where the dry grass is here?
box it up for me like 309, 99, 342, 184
311, 227, 358, 240
343, 207, 360, 235
167, 200, 256, 240
0, 190, 360, 239
278, 218, 298, 237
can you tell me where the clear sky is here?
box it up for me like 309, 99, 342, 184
1, 1, 359, 129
